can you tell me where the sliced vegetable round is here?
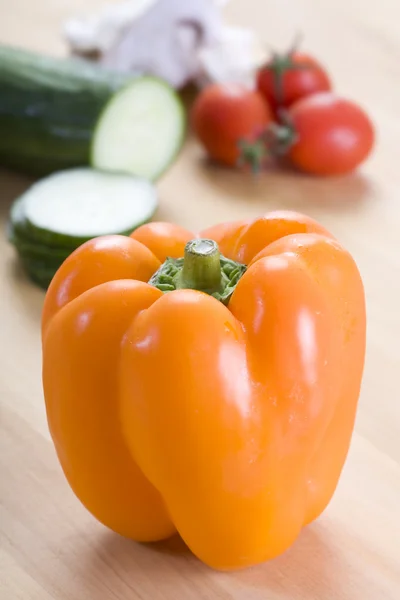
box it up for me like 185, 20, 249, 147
8, 195, 28, 238
12, 241, 70, 266
8, 224, 71, 261
91, 77, 186, 181
20, 168, 158, 247
23, 262, 58, 290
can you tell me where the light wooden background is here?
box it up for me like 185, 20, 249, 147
1, 1, 399, 598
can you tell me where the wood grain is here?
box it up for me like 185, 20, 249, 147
1, 0, 400, 598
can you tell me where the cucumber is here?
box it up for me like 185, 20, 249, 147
0, 45, 134, 176
8, 167, 159, 289
0, 45, 185, 178
7, 196, 72, 264
10, 238, 71, 265
0, 44, 133, 90
11, 168, 158, 247
8, 195, 28, 238
23, 262, 58, 290
8, 195, 70, 288
8, 229, 72, 262
20, 255, 61, 275
91, 77, 186, 181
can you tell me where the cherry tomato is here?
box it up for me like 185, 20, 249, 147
257, 51, 331, 113
191, 83, 272, 167
285, 92, 375, 175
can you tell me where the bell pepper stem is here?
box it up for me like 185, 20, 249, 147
179, 239, 221, 292
148, 239, 246, 304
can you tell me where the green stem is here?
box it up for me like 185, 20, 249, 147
177, 239, 221, 293
148, 239, 247, 305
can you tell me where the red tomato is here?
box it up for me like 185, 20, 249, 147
257, 51, 331, 113
191, 83, 272, 167
286, 92, 375, 175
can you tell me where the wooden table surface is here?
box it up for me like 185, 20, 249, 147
1, 1, 400, 598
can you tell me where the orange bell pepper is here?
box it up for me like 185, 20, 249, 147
41, 211, 366, 570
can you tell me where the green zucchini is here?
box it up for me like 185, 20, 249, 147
19, 168, 158, 247
0, 45, 186, 179
23, 261, 58, 290
91, 77, 186, 181
9, 167, 158, 245
7, 194, 71, 258
7, 168, 159, 291
0, 45, 132, 176
8, 194, 70, 288
8, 228, 72, 262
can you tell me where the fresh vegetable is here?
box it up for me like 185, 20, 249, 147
21, 169, 158, 246
191, 82, 272, 167
0, 45, 185, 179
257, 47, 331, 113
279, 92, 375, 175
41, 211, 366, 570
8, 196, 70, 288
8, 228, 71, 263
91, 77, 186, 181
20, 258, 59, 290
0, 45, 133, 175
8, 168, 158, 288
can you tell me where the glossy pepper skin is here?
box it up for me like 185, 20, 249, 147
42, 211, 366, 570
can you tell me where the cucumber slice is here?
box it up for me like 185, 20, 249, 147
18, 247, 67, 269
91, 77, 186, 181
8, 222, 72, 262
8, 195, 29, 238
17, 168, 158, 247
11, 237, 71, 263
20, 255, 63, 273
23, 261, 57, 290
8, 194, 70, 288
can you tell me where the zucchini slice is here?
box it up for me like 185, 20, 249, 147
23, 261, 58, 290
17, 168, 158, 247
91, 77, 186, 181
